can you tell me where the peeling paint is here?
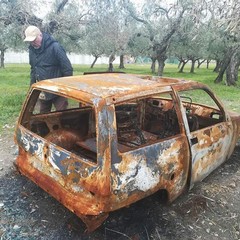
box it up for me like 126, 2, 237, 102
14, 73, 240, 232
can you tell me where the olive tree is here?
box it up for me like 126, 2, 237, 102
82, 0, 135, 70
208, 0, 240, 85
170, 17, 211, 73
123, 0, 191, 76
42, 0, 91, 53
0, 0, 42, 67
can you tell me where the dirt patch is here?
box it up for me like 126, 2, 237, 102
1, 128, 240, 240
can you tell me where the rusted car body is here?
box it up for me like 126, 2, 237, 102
14, 73, 240, 232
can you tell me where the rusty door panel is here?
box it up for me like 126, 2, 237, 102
190, 122, 233, 185
110, 135, 190, 210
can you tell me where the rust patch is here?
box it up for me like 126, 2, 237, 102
14, 73, 240, 231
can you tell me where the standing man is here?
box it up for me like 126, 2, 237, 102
23, 25, 73, 113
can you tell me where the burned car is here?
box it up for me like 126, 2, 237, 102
15, 73, 240, 232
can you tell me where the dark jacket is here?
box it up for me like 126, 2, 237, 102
29, 32, 73, 86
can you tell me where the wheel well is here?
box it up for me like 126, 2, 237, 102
157, 189, 169, 204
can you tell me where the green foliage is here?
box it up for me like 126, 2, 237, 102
0, 63, 239, 132
0, 64, 30, 130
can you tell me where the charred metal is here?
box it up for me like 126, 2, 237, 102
14, 73, 240, 232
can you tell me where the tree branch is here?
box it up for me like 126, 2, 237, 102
56, 0, 69, 14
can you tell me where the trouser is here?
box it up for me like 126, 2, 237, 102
39, 96, 68, 113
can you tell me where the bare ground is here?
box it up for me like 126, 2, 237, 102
0, 127, 240, 240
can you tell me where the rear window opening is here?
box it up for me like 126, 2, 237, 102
20, 90, 97, 163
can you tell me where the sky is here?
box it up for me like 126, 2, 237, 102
34, 0, 143, 17
34, 0, 176, 18
34, 0, 54, 18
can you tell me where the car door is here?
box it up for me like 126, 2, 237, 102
177, 88, 234, 188
110, 92, 191, 206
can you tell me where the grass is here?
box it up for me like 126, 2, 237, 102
0, 64, 30, 132
0, 63, 239, 133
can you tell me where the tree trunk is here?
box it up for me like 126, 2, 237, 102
157, 55, 167, 76
214, 47, 238, 83
226, 52, 240, 86
213, 60, 221, 72
108, 63, 114, 72
90, 56, 98, 68
190, 59, 197, 73
197, 59, 205, 68
178, 60, 188, 73
157, 60, 165, 76
151, 57, 157, 74
178, 60, 182, 69
119, 54, 125, 69
206, 59, 211, 69
0, 49, 5, 68
108, 53, 115, 72
214, 66, 225, 83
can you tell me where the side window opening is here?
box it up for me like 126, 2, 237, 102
20, 90, 97, 163
116, 93, 181, 152
179, 89, 225, 132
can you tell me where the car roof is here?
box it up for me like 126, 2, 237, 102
32, 73, 194, 104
